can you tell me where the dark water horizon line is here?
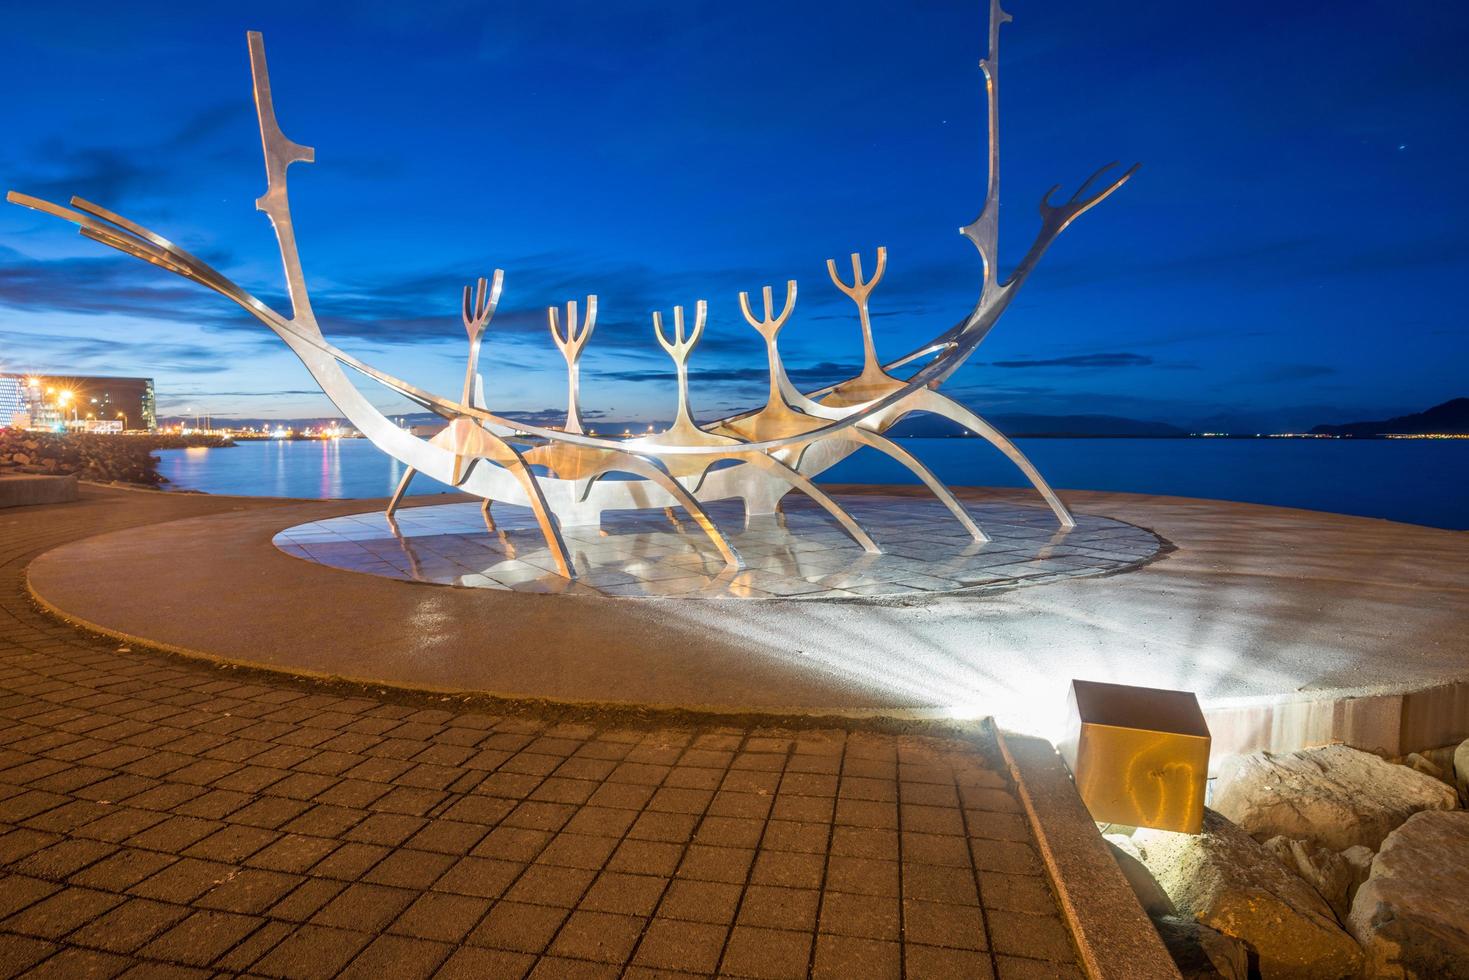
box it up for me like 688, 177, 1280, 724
154, 436, 1469, 532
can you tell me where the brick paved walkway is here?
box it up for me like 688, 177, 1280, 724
0, 489, 1081, 979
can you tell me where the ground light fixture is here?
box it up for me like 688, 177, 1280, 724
1058, 679, 1210, 834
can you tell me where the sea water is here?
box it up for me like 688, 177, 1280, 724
155, 436, 1469, 530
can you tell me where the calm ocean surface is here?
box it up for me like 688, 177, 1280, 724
155, 437, 1469, 530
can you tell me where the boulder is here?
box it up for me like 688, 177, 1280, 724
1106, 834, 1175, 916
1260, 835, 1367, 921
1339, 844, 1374, 904
1212, 744, 1458, 852
1405, 752, 1446, 783
1153, 915, 1249, 980
1456, 738, 1469, 806
1136, 809, 1361, 979
1348, 810, 1469, 978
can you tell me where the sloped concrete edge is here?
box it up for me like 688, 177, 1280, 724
996, 729, 1181, 980
0, 473, 78, 508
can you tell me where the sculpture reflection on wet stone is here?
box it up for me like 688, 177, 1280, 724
7, 0, 1137, 580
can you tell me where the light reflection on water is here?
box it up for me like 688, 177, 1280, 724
154, 436, 1469, 529
157, 438, 437, 500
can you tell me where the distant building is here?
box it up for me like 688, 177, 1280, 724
0, 374, 156, 431
0, 377, 28, 429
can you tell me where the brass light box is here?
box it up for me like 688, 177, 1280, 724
1058, 679, 1210, 834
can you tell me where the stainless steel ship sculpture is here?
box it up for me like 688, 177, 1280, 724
8, 0, 1136, 580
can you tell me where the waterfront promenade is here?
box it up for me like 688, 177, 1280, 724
0, 489, 1088, 978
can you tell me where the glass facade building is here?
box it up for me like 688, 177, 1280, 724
0, 377, 27, 428
0, 374, 156, 431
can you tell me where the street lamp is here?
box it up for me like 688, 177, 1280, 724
117, 411, 128, 431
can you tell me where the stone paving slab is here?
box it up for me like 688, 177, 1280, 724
0, 488, 1083, 978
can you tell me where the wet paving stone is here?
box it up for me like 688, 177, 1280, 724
273, 495, 1163, 600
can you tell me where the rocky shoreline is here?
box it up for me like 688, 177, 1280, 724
0, 430, 234, 487
1113, 741, 1469, 978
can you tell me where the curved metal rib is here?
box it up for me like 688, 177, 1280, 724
844, 427, 988, 542
386, 467, 416, 519
905, 388, 1075, 528
740, 453, 880, 554
501, 457, 576, 579
431, 419, 576, 577
604, 454, 744, 571
528, 444, 742, 571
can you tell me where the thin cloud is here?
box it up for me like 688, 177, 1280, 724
0, 327, 234, 374
6, 103, 241, 205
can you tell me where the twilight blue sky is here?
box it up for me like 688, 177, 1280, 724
2, 0, 1465, 431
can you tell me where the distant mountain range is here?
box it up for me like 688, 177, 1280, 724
1310, 398, 1469, 437
885, 412, 1187, 438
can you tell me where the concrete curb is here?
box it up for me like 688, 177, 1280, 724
0, 473, 78, 508
996, 729, 1181, 980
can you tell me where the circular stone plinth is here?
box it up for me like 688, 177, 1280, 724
271, 495, 1164, 599
24, 487, 1469, 753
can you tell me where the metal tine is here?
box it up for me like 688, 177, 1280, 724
825, 247, 889, 377
462, 281, 477, 331
1072, 161, 1122, 202
684, 302, 706, 347
462, 270, 503, 341
579, 297, 598, 343
459, 270, 502, 406
548, 296, 597, 436
738, 280, 797, 340
652, 301, 707, 359
484, 272, 502, 319
652, 310, 672, 354
549, 296, 597, 352
1041, 162, 1139, 219
825, 246, 887, 301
